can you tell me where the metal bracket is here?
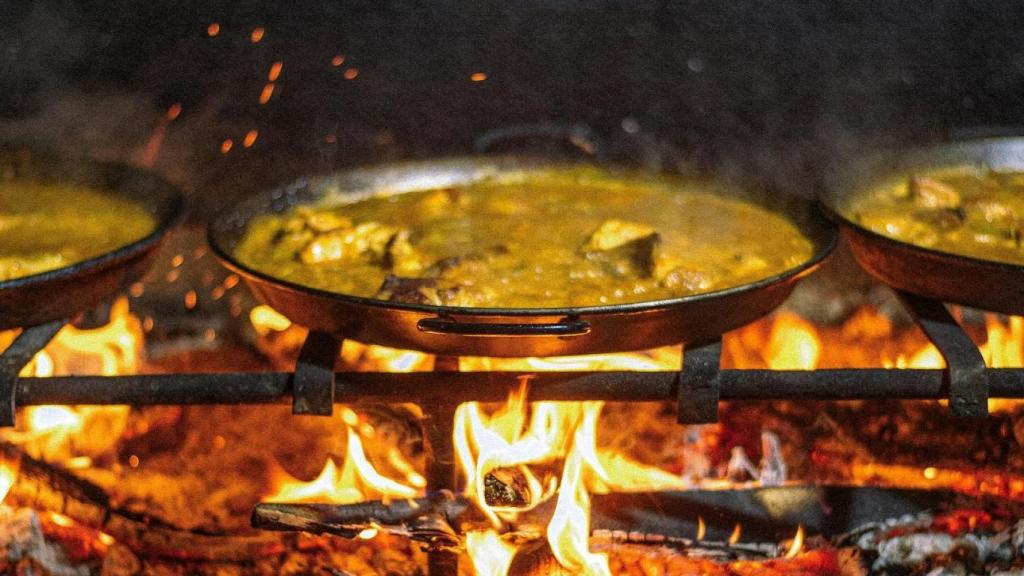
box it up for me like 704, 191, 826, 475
290, 331, 343, 416
0, 320, 66, 427
898, 292, 989, 418
678, 338, 722, 424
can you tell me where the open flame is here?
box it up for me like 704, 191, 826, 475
466, 530, 518, 576
1, 297, 143, 463
265, 408, 420, 504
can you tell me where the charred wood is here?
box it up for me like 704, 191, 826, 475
0, 443, 283, 562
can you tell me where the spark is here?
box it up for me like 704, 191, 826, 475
250, 27, 265, 43
343, 68, 359, 80
220, 139, 234, 154
207, 23, 220, 37
259, 83, 275, 104
331, 54, 346, 67
243, 130, 258, 148
470, 71, 488, 82
268, 61, 283, 82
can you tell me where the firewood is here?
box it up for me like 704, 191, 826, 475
251, 490, 479, 547
507, 539, 574, 576
0, 442, 283, 562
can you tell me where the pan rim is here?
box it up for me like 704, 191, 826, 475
209, 155, 838, 317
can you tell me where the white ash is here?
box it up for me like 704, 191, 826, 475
726, 446, 759, 482
874, 532, 956, 570
0, 505, 90, 576
758, 431, 787, 486
864, 517, 1024, 573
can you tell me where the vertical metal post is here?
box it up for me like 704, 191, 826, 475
0, 320, 66, 427
897, 292, 989, 418
290, 331, 343, 416
678, 339, 722, 424
426, 355, 460, 576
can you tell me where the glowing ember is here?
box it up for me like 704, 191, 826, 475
250, 27, 265, 43
243, 129, 259, 148
343, 68, 359, 80
466, 530, 518, 576
696, 516, 706, 540
206, 23, 220, 37
220, 139, 234, 154
470, 72, 488, 82
331, 54, 346, 67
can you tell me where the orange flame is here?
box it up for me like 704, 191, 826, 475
5, 298, 142, 462
784, 525, 805, 559
265, 416, 418, 504
765, 312, 821, 370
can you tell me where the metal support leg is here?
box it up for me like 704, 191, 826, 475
426, 355, 460, 576
290, 331, 342, 416
0, 320, 66, 427
678, 339, 722, 424
898, 292, 989, 418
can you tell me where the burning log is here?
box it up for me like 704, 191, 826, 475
251, 491, 482, 548
0, 443, 283, 562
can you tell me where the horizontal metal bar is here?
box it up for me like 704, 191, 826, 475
11, 368, 1024, 406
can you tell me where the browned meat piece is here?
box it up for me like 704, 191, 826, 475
582, 219, 664, 278
375, 274, 440, 304
908, 176, 962, 210
425, 245, 511, 277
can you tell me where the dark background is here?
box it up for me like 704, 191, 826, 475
2, 0, 1023, 213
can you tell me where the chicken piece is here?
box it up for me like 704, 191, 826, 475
300, 222, 400, 264
282, 207, 352, 235
384, 230, 428, 275
908, 176, 962, 210
583, 219, 657, 251
583, 220, 662, 278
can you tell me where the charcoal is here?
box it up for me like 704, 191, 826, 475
484, 469, 530, 507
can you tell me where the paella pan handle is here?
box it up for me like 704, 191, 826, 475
416, 316, 591, 337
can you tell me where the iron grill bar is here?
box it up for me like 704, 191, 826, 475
11, 368, 1024, 405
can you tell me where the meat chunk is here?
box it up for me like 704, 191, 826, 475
583, 219, 657, 251
300, 222, 400, 264
583, 220, 662, 277
384, 230, 428, 275
375, 274, 440, 305
908, 176, 962, 210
